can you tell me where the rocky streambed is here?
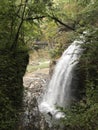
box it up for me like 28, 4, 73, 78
19, 68, 50, 130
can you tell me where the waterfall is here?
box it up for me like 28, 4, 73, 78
39, 36, 85, 119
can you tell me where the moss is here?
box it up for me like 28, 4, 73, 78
0, 50, 29, 130
62, 28, 98, 130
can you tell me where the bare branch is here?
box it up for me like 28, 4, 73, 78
24, 15, 75, 31
25, 16, 45, 21
50, 16, 75, 31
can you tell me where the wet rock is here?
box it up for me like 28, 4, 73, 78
49, 60, 57, 77
20, 69, 62, 130
19, 72, 51, 130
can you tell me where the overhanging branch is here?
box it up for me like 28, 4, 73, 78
24, 15, 75, 31
25, 16, 45, 21
50, 16, 75, 31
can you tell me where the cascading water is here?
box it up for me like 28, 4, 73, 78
39, 35, 85, 120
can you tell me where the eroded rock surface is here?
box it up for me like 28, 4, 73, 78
20, 69, 51, 130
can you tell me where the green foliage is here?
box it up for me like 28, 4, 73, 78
49, 31, 76, 59
27, 61, 49, 72
0, 0, 15, 49
77, 0, 98, 27
49, 43, 63, 59
61, 28, 98, 130
62, 103, 98, 130
0, 0, 54, 129
80, 29, 98, 104
0, 92, 17, 130
77, 0, 92, 7
58, 1, 98, 128
0, 1, 29, 129
0, 51, 29, 130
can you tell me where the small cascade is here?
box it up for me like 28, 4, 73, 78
39, 36, 85, 119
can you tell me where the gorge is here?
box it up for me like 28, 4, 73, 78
1, 0, 98, 129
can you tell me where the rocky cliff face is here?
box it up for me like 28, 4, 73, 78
20, 67, 62, 130
20, 72, 49, 130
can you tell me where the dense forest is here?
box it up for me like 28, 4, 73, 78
0, 0, 98, 130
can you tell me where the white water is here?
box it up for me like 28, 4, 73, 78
39, 36, 85, 119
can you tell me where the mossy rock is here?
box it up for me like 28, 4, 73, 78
0, 50, 29, 130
